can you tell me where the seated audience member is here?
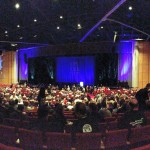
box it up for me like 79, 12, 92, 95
98, 100, 112, 118
48, 104, 67, 132
9, 104, 28, 120
88, 103, 104, 122
112, 101, 118, 113
135, 83, 150, 111
117, 99, 128, 113
72, 102, 99, 133
118, 99, 147, 129
0, 98, 8, 120
9, 92, 19, 101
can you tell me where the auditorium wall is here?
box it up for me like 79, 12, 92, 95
136, 41, 150, 88
0, 51, 18, 85
0, 41, 149, 88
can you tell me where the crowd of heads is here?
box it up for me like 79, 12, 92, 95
0, 82, 143, 120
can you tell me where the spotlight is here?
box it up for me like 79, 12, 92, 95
57, 26, 60, 30
15, 3, 20, 9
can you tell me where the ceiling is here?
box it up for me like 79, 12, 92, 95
0, 0, 149, 49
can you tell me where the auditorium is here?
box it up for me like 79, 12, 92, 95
0, 0, 150, 149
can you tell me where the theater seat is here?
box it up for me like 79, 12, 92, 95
0, 125, 17, 146
107, 121, 118, 131
0, 143, 22, 150
45, 132, 71, 150
19, 128, 43, 150
103, 129, 128, 150
75, 133, 102, 150
128, 125, 150, 149
131, 144, 150, 150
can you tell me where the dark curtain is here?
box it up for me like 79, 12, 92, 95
95, 53, 118, 86
28, 57, 55, 84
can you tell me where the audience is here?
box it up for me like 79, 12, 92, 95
0, 82, 149, 135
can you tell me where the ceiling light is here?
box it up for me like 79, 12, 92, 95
135, 38, 144, 41
17, 25, 20, 28
11, 43, 17, 47
77, 24, 82, 29
128, 6, 132, 10
5, 31, 8, 34
60, 16, 63, 19
57, 26, 60, 30
34, 35, 37, 37
15, 3, 20, 9
34, 19, 37, 22
19, 37, 23, 39
5, 35, 8, 37
101, 26, 104, 29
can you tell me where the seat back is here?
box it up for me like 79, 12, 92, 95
103, 129, 128, 150
0, 143, 23, 150
0, 125, 17, 146
99, 122, 107, 135
3, 118, 21, 128
146, 117, 150, 125
107, 121, 118, 131
19, 128, 43, 150
45, 132, 71, 150
75, 133, 102, 150
131, 143, 150, 150
128, 125, 150, 148
105, 117, 116, 123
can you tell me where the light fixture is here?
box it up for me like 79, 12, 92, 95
101, 26, 104, 29
77, 24, 82, 29
5, 31, 8, 34
15, 3, 20, 9
34, 35, 37, 37
34, 19, 37, 22
57, 26, 60, 30
128, 6, 132, 10
11, 43, 17, 47
17, 25, 20, 28
60, 16, 63, 19
19, 37, 23, 39
135, 38, 144, 41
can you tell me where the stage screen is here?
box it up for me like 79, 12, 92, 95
56, 56, 95, 85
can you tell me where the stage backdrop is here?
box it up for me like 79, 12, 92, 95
56, 56, 95, 85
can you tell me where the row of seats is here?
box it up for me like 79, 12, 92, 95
2, 115, 150, 134
0, 124, 150, 150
